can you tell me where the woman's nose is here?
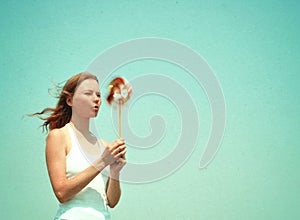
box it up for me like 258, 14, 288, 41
94, 95, 101, 103
95, 97, 101, 104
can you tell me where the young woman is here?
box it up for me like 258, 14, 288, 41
33, 72, 126, 219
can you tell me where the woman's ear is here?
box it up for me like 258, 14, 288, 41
66, 96, 72, 107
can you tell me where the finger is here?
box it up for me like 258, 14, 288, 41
120, 147, 127, 159
116, 149, 127, 158
112, 145, 126, 156
111, 139, 125, 149
107, 141, 119, 152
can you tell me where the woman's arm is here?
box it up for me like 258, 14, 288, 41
46, 129, 122, 203
106, 158, 126, 208
102, 140, 127, 208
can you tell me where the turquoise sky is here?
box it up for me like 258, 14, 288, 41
1, 1, 299, 219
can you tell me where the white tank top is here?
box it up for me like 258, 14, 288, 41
54, 123, 110, 220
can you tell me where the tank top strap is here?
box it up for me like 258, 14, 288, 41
66, 123, 78, 145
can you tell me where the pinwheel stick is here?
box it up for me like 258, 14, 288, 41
118, 100, 122, 138
106, 77, 132, 139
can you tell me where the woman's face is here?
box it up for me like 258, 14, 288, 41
69, 78, 101, 118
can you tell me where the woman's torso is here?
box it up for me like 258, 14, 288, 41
54, 123, 110, 220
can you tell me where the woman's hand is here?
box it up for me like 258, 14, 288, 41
105, 138, 127, 179
110, 156, 127, 179
105, 139, 127, 207
94, 138, 126, 170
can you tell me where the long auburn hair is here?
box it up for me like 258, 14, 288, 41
31, 72, 98, 131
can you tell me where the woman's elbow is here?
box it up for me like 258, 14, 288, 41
108, 202, 117, 208
107, 197, 120, 208
54, 190, 70, 203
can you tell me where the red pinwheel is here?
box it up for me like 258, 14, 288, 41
106, 77, 132, 137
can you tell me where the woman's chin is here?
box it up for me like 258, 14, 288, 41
91, 112, 99, 118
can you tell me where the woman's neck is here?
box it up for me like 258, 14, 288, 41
69, 116, 90, 136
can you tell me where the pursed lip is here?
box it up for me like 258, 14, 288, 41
93, 105, 99, 110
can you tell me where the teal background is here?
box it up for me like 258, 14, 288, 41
1, 0, 299, 219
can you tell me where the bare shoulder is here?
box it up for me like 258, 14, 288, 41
46, 126, 66, 142
46, 126, 69, 152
